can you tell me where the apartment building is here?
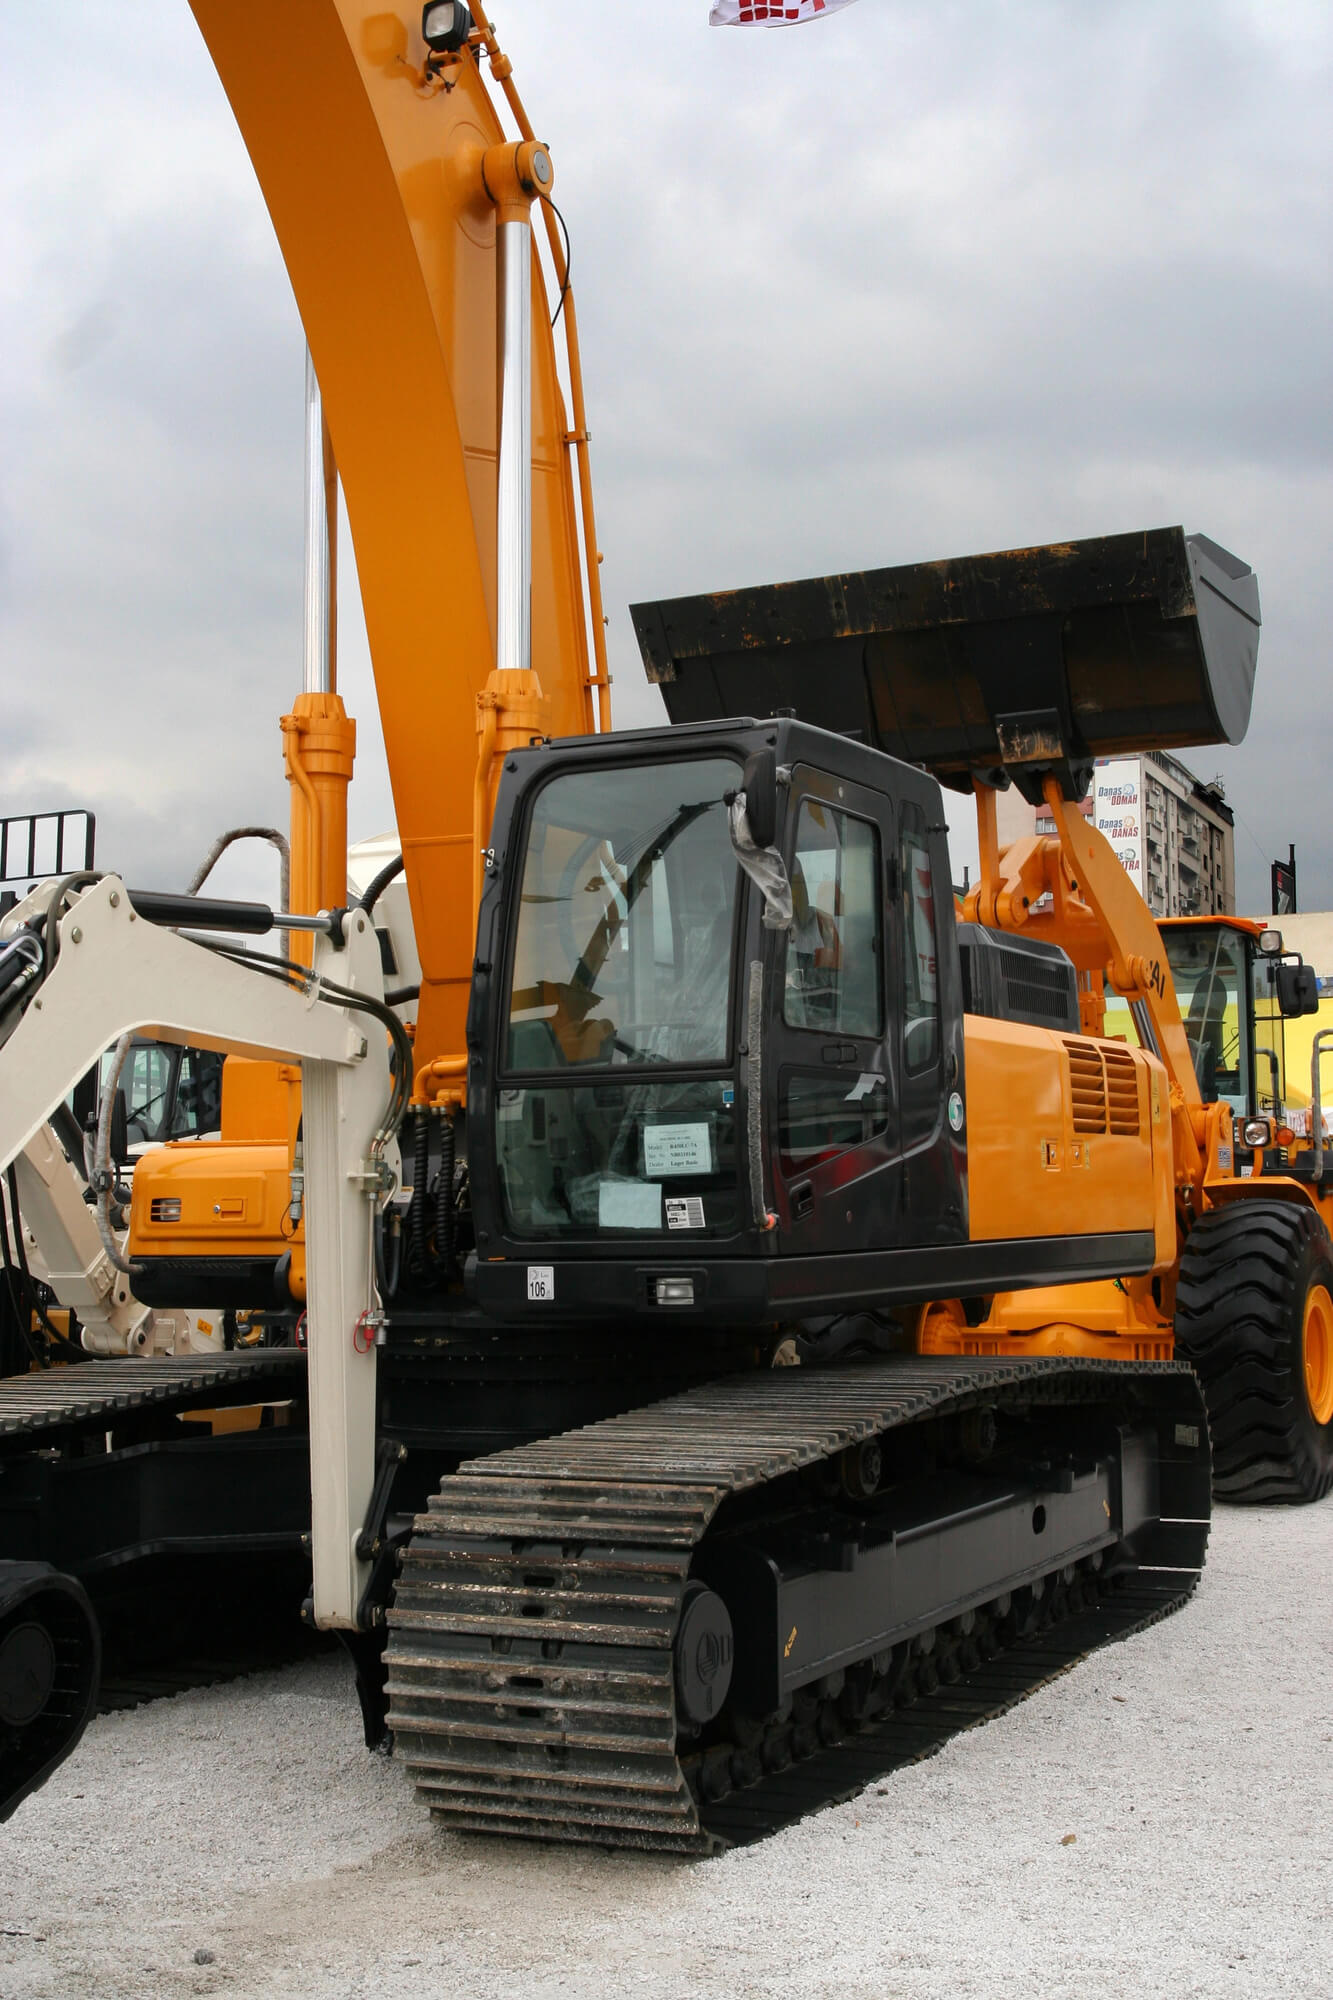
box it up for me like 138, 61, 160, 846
994, 750, 1235, 919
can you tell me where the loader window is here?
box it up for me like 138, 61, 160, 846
506, 757, 741, 1072
784, 804, 881, 1036
1163, 927, 1251, 1114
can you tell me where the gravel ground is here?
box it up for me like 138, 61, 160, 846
2, 1498, 1330, 2000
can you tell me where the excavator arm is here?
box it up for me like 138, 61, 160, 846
967, 775, 1211, 1191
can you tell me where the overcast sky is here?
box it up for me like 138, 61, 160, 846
1, 1, 1329, 914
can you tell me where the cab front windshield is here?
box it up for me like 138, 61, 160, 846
1164, 928, 1251, 1114
498, 757, 743, 1240
505, 757, 741, 1073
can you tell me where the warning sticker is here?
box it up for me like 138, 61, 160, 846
665, 1196, 705, 1230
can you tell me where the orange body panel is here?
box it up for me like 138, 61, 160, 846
217, 1058, 302, 1150
130, 1059, 306, 1298
920, 1281, 1173, 1362
130, 1142, 302, 1297
962, 1016, 1173, 1266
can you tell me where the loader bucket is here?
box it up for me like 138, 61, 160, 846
0, 1562, 100, 1821
632, 527, 1259, 799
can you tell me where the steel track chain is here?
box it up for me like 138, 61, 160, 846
0, 1351, 305, 1445
385, 1354, 1208, 1853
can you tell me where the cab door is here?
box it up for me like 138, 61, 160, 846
897, 797, 965, 1243
769, 767, 901, 1256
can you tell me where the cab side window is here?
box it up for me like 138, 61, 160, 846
783, 802, 882, 1037
125, 1045, 172, 1147
902, 812, 940, 1072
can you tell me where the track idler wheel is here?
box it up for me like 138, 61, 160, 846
0, 1563, 100, 1822
674, 1582, 734, 1731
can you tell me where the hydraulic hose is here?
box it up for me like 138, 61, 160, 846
374, 1203, 403, 1302
93, 1032, 139, 1278
188, 826, 290, 904
436, 1111, 456, 1275
357, 853, 403, 918
408, 1108, 430, 1277
43, 873, 101, 974
1, 1182, 49, 1369
0, 931, 45, 1030
4, 1165, 82, 1362
207, 941, 413, 1151
187, 827, 291, 957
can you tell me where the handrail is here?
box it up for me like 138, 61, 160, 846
1309, 1029, 1333, 1181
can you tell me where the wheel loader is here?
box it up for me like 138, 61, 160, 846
0, 4, 1327, 1854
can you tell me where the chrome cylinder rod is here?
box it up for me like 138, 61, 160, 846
495, 219, 532, 676
302, 344, 333, 696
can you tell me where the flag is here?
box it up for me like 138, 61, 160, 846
709, 0, 859, 24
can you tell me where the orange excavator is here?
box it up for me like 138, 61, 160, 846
0, 5, 1327, 1854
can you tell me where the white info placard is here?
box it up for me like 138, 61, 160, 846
598, 1180, 662, 1229
642, 1122, 712, 1177
527, 1265, 555, 1302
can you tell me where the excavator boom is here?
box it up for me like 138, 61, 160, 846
188, 1, 607, 1068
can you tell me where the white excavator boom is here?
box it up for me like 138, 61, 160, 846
0, 876, 393, 1629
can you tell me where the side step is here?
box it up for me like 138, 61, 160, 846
385, 1356, 1210, 1854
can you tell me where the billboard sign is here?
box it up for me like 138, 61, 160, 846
1093, 758, 1145, 891
1272, 846, 1296, 916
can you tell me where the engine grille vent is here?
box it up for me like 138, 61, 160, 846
1103, 1047, 1141, 1135
1066, 1042, 1106, 1133
149, 1197, 182, 1223
1064, 1041, 1141, 1137
1003, 960, 1078, 1024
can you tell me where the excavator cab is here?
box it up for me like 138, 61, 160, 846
466, 716, 967, 1323
467, 701, 1175, 1329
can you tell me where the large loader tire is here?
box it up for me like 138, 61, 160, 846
1175, 1199, 1333, 1504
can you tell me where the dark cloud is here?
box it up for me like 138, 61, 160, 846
0, 0, 1328, 910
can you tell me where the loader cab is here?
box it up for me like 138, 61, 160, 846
69, 1038, 224, 1159
465, 717, 968, 1324
1157, 917, 1320, 1121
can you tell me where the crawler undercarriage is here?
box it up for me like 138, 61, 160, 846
386, 1354, 1209, 1852
2, 1344, 1209, 1842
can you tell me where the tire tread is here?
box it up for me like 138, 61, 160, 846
1174, 1199, 1333, 1505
